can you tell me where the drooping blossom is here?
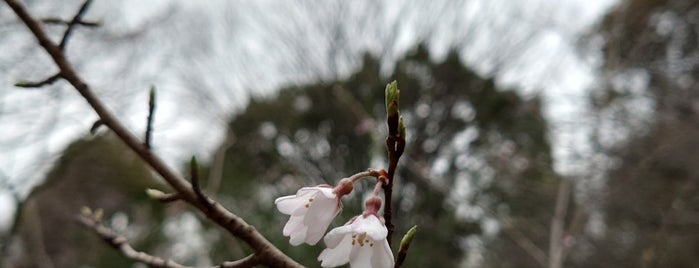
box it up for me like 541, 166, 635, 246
275, 179, 353, 245
318, 196, 394, 268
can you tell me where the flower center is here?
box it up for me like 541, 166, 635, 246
304, 197, 314, 208
351, 232, 374, 247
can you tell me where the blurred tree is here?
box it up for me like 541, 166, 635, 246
581, 0, 699, 267
4, 133, 168, 268
205, 45, 560, 267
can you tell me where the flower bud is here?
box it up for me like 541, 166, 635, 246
333, 178, 354, 197
364, 195, 383, 215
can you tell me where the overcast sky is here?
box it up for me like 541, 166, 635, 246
0, 0, 618, 231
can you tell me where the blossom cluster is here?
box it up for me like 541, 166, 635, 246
275, 175, 393, 268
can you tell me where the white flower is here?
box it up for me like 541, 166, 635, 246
318, 214, 394, 268
275, 186, 341, 245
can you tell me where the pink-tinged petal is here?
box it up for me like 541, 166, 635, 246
283, 215, 305, 236
295, 186, 328, 198
317, 187, 337, 199
323, 225, 353, 248
352, 215, 387, 241
371, 239, 394, 268
318, 233, 353, 267
349, 241, 373, 268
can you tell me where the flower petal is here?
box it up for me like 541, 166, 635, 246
352, 215, 387, 241
303, 195, 341, 228
305, 219, 332, 245
304, 194, 340, 225
283, 215, 305, 236
302, 197, 341, 245
318, 233, 354, 267
317, 186, 337, 199
371, 239, 394, 268
349, 241, 373, 268
324, 225, 353, 248
275, 190, 314, 215
288, 225, 308, 246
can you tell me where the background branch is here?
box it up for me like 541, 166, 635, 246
77, 212, 260, 268
14, 73, 60, 88
548, 178, 573, 268
41, 17, 101, 27
145, 86, 156, 149
58, 0, 93, 50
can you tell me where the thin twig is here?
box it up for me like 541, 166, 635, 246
58, 0, 93, 50
145, 86, 156, 149
4, 1, 302, 266
219, 254, 260, 268
157, 193, 182, 203
14, 73, 60, 88
41, 17, 101, 27
190, 157, 213, 212
90, 119, 104, 135
146, 188, 182, 203
77, 213, 258, 268
383, 81, 405, 246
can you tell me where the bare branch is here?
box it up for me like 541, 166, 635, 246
157, 193, 182, 203
14, 73, 60, 88
41, 17, 101, 27
219, 254, 260, 268
383, 81, 405, 246
190, 156, 213, 212
59, 0, 93, 50
3, 0, 302, 266
145, 86, 156, 149
77, 212, 257, 268
146, 188, 182, 203
77, 213, 189, 268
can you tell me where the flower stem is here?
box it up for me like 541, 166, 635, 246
383, 81, 406, 247
348, 169, 381, 183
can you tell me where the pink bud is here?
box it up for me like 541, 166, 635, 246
332, 178, 354, 197
364, 195, 382, 215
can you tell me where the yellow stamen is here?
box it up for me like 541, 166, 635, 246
358, 233, 367, 247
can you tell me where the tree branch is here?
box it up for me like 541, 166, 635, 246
548, 178, 573, 268
77, 212, 260, 268
41, 17, 101, 27
383, 81, 405, 246
58, 0, 93, 50
190, 157, 214, 212
4, 1, 301, 266
14, 73, 60, 88
145, 86, 156, 149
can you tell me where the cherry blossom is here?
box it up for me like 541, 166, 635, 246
317, 214, 394, 268
275, 183, 347, 245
